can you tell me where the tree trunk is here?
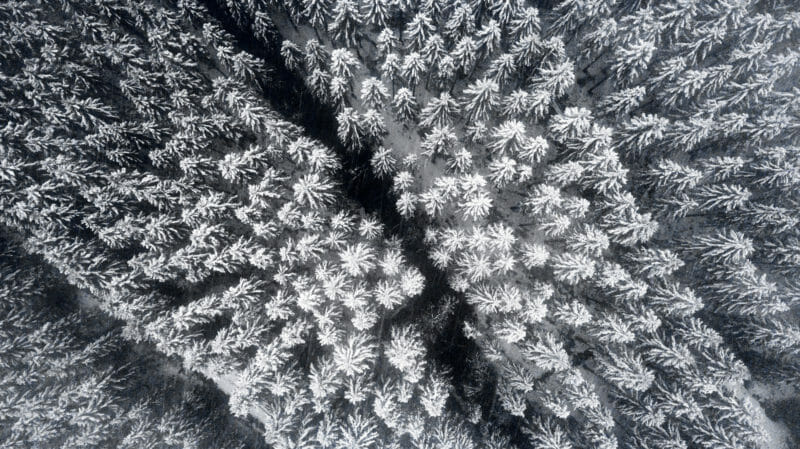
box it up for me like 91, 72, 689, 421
581, 48, 609, 74
588, 71, 610, 94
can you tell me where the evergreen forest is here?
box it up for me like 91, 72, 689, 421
1, 0, 799, 447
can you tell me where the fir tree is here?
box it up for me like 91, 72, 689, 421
392, 87, 418, 123
328, 0, 363, 46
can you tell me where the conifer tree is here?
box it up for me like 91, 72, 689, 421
419, 92, 460, 129
392, 87, 418, 123
328, 0, 362, 46
404, 12, 435, 53
302, 0, 331, 29
361, 0, 388, 28
461, 78, 500, 121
